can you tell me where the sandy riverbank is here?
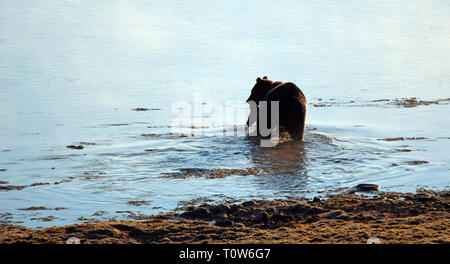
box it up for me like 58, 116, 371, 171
0, 190, 448, 244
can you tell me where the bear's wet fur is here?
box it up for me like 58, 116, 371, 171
246, 76, 307, 140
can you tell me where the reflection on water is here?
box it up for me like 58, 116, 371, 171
249, 137, 309, 195
0, 0, 449, 227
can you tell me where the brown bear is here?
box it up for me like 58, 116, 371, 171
246, 76, 307, 140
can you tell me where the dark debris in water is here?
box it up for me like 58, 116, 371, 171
390, 97, 450, 108
140, 132, 194, 138
127, 201, 151, 207
377, 137, 427, 142
144, 148, 159, 152
30, 182, 51, 187
100, 123, 129, 127
17, 206, 67, 211
141, 133, 163, 137
30, 216, 55, 222
395, 149, 413, 152
0, 185, 27, 191
79, 142, 96, 146
18, 206, 52, 211
66, 145, 84, 150
54, 178, 74, 185
40, 154, 83, 160
78, 172, 106, 181
132, 107, 162, 111
161, 168, 264, 179
313, 103, 333, 107
392, 160, 429, 166
0, 182, 50, 191
311, 97, 450, 108
0, 179, 73, 192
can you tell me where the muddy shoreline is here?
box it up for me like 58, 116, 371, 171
0, 190, 448, 244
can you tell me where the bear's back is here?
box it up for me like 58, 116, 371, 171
264, 82, 306, 103
271, 81, 283, 88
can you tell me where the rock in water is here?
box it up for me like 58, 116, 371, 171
355, 184, 380, 192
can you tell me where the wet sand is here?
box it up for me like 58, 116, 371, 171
1, 190, 448, 244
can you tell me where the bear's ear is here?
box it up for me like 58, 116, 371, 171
256, 77, 261, 83
263, 76, 268, 79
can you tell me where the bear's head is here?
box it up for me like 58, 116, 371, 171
246, 76, 273, 105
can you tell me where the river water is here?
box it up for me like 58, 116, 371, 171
0, 0, 449, 227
